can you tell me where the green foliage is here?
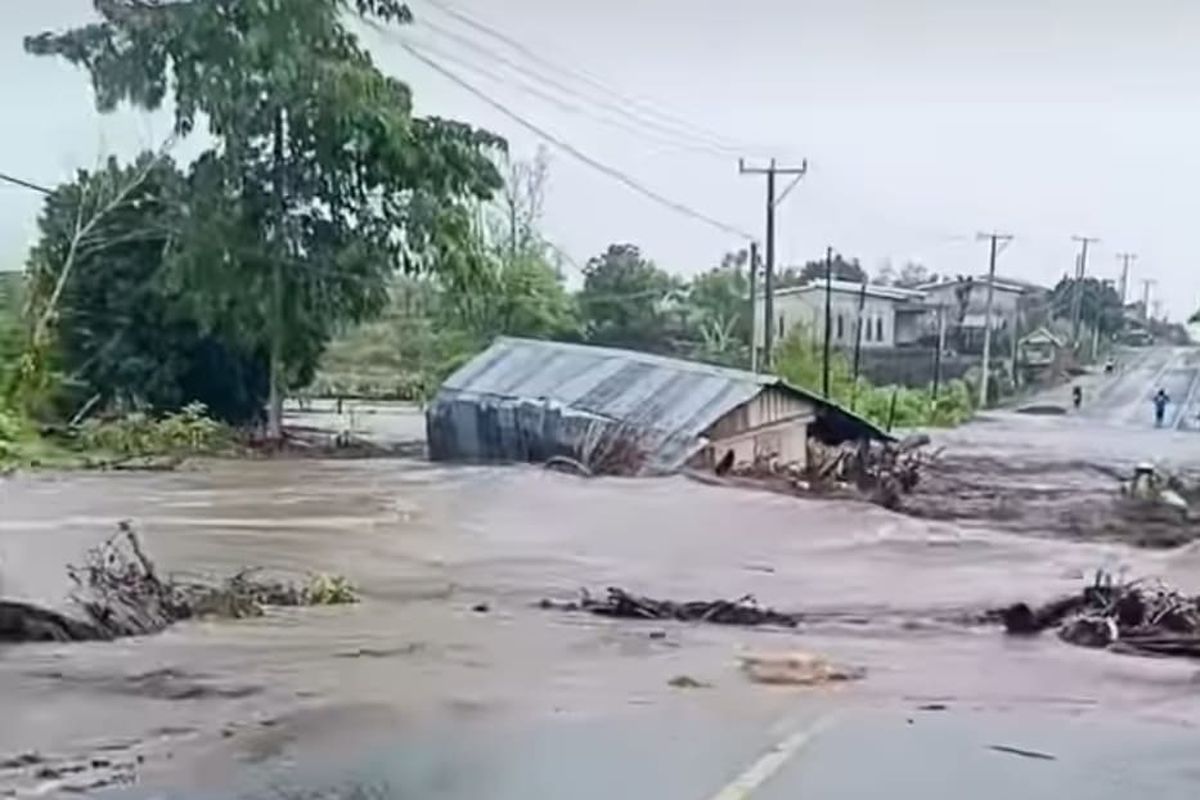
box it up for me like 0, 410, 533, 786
27, 0, 504, 432
686, 252, 751, 366
0, 272, 22, 395
777, 254, 867, 288
578, 244, 682, 352
22, 156, 271, 424
1049, 276, 1124, 337
876, 261, 938, 288
304, 573, 358, 605
773, 327, 974, 429
77, 402, 232, 457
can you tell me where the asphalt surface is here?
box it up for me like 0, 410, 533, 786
109, 708, 1199, 799
1085, 346, 1200, 429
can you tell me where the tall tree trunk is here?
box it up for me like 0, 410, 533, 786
267, 109, 286, 441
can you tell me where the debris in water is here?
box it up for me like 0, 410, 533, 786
739, 651, 866, 686
667, 675, 711, 689
987, 744, 1057, 761
999, 570, 1200, 658
540, 587, 800, 627
0, 521, 358, 643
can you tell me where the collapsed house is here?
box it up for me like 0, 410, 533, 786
426, 338, 890, 475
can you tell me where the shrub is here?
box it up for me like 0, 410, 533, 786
77, 402, 231, 456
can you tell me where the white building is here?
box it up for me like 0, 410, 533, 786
753, 280, 930, 351
916, 276, 1042, 329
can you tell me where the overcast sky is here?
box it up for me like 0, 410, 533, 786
3, 0, 1198, 319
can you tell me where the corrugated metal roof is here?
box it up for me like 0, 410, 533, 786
431, 338, 890, 472
772, 280, 927, 302
443, 337, 773, 442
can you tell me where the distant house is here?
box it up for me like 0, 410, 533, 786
1017, 326, 1065, 367
916, 276, 1048, 353
426, 337, 890, 475
752, 280, 930, 352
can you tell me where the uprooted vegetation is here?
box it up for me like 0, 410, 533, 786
1001, 571, 1200, 658
0, 522, 357, 643
539, 587, 801, 627
692, 434, 938, 511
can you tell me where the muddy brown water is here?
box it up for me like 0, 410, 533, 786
3, 404, 1200, 796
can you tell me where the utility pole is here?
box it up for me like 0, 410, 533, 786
851, 278, 867, 409
1116, 252, 1136, 305
823, 246, 833, 398
1141, 279, 1155, 320
1070, 235, 1099, 346
932, 304, 946, 402
748, 241, 759, 372
739, 158, 808, 369
977, 231, 1012, 408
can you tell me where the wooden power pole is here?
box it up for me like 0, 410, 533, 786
1116, 252, 1136, 305
748, 241, 759, 372
977, 231, 1012, 408
739, 158, 807, 369
1070, 235, 1099, 345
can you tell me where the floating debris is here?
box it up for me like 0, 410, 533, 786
539, 587, 800, 628
1000, 570, 1200, 658
0, 521, 358, 644
739, 651, 866, 686
987, 744, 1057, 761
667, 675, 711, 689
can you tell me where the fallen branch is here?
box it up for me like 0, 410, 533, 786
999, 570, 1200, 658
1, 521, 357, 643
539, 587, 800, 628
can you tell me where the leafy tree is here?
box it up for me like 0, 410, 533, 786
686, 250, 751, 366
442, 148, 577, 342
877, 261, 938, 288
27, 0, 504, 437
1049, 276, 1124, 337
578, 244, 680, 352
24, 157, 269, 423
777, 254, 867, 287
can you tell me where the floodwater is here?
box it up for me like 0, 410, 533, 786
3, 352, 1200, 797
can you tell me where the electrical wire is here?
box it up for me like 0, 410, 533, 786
400, 30, 745, 160
408, 18, 740, 159
413, 0, 768, 156
372, 28, 753, 241
0, 171, 52, 194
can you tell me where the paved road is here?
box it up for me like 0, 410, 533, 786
110, 708, 1198, 799
1043, 346, 1200, 430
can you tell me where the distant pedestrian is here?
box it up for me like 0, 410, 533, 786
1153, 389, 1170, 428
1072, 385, 1083, 410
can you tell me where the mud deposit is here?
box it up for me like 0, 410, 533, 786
3, 402, 1200, 796
907, 412, 1200, 547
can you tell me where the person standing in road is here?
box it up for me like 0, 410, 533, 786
1153, 388, 1170, 427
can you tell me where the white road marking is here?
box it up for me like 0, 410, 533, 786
706, 714, 837, 800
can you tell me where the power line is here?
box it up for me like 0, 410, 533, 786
0, 171, 52, 194
399, 31, 738, 159
413, 0, 764, 155
376, 30, 753, 240
407, 18, 742, 159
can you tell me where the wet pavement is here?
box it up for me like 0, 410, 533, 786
1, 347, 1199, 797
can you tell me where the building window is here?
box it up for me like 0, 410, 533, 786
778, 314, 785, 339
863, 316, 872, 342
876, 317, 884, 342
836, 314, 844, 340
